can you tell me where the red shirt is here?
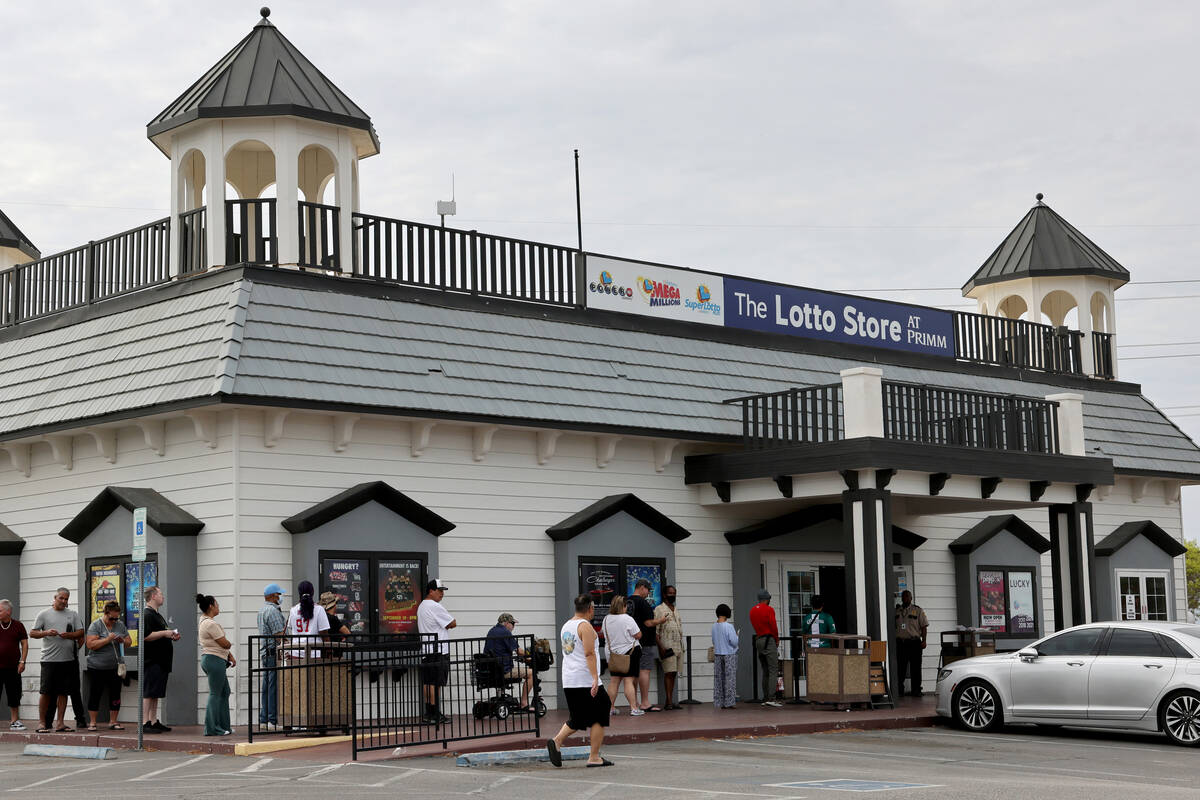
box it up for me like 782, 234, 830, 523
0, 620, 28, 669
749, 603, 778, 641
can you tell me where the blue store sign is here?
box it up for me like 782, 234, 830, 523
723, 277, 956, 357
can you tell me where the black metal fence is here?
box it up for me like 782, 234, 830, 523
298, 201, 340, 270
881, 380, 1060, 454
179, 207, 207, 276
725, 383, 843, 449
246, 632, 546, 759
1093, 331, 1116, 379
226, 199, 277, 265
352, 213, 579, 306
953, 312, 1084, 374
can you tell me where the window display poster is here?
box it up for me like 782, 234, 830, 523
323, 557, 369, 633
581, 561, 620, 631
124, 561, 157, 648
978, 570, 1006, 632
89, 564, 121, 624
1007, 571, 1036, 634
378, 559, 422, 634
626, 563, 663, 607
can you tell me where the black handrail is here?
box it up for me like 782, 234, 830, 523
298, 201, 340, 271
226, 199, 277, 265
953, 312, 1084, 375
1092, 331, 1115, 379
178, 207, 207, 276
724, 383, 843, 449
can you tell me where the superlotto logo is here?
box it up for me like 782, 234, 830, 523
638, 276, 681, 307
684, 283, 721, 316
589, 270, 632, 299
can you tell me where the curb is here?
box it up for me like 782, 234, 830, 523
457, 745, 590, 767
235, 735, 353, 756
23, 744, 115, 760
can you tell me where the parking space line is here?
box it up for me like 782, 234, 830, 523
297, 762, 345, 781
903, 728, 1182, 755
240, 757, 273, 772
365, 767, 420, 788
8, 763, 111, 792
469, 775, 514, 794
130, 754, 211, 782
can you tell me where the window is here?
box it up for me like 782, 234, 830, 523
1161, 636, 1194, 659
578, 556, 665, 632
85, 555, 158, 652
1037, 627, 1103, 656
1116, 570, 1171, 621
1105, 628, 1166, 658
319, 550, 426, 635
977, 567, 1038, 637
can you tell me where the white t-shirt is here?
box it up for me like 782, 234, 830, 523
560, 617, 595, 689
417, 598, 454, 655
285, 604, 330, 658
601, 612, 640, 655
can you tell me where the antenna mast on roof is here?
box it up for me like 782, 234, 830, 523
437, 173, 456, 228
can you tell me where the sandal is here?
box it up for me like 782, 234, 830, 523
587, 758, 615, 767
36, 727, 55, 733
54, 726, 73, 733
87, 725, 99, 731
108, 724, 124, 731
642, 706, 662, 712
545, 738, 562, 768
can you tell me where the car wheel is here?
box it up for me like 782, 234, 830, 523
1159, 691, 1200, 747
952, 680, 1003, 732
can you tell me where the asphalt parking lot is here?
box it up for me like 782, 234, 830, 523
1, 726, 1196, 798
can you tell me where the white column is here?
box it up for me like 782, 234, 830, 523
204, 124, 227, 269
168, 137, 182, 277
336, 131, 356, 273
275, 121, 299, 266
1046, 392, 1085, 456
840, 367, 884, 439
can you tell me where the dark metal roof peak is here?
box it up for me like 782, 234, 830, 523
962, 196, 1130, 295
0, 207, 40, 261
147, 10, 379, 155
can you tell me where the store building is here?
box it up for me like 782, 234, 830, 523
1, 11, 1198, 722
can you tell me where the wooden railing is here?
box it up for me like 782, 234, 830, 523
0, 218, 170, 326
953, 312, 1083, 374
298, 201, 340, 270
225, 199, 277, 265
724, 384, 843, 449
178, 207, 207, 276
352, 213, 579, 306
881, 380, 1060, 455
1092, 331, 1115, 379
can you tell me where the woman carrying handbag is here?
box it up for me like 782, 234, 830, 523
83, 601, 131, 731
600, 596, 642, 715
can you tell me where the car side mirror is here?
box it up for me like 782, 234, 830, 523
1018, 647, 1039, 662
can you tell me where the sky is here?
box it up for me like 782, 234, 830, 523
2, 1, 1199, 540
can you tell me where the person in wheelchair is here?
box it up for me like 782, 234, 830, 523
484, 613, 534, 713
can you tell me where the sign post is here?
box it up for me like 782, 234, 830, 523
132, 507, 147, 751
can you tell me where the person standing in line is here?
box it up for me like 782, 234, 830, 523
711, 603, 738, 709
141, 585, 180, 734
30, 587, 85, 732
196, 593, 234, 736
0, 599, 28, 730
83, 600, 131, 731
627, 578, 665, 712
320, 592, 352, 648
256, 583, 286, 730
749, 589, 782, 707
284, 581, 330, 659
417, 578, 455, 725
546, 594, 612, 768
802, 595, 837, 650
653, 585, 684, 710
894, 590, 928, 697
600, 596, 641, 715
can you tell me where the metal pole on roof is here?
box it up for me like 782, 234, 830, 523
574, 149, 583, 251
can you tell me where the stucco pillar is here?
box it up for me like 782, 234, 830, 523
275, 122, 299, 266
840, 367, 884, 439
1046, 393, 1085, 456
336, 132, 356, 273
204, 125, 227, 268
1049, 502, 1097, 629
168, 138, 182, 278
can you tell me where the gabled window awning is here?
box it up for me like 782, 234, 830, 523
281, 481, 455, 536
546, 494, 690, 543
0, 523, 26, 556
59, 487, 205, 543
1095, 520, 1186, 558
948, 514, 1050, 555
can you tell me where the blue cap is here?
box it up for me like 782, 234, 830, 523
263, 583, 285, 596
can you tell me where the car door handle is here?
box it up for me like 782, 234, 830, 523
1144, 664, 1164, 669
1066, 661, 1085, 666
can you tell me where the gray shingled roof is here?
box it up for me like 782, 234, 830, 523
1, 271, 1199, 480
962, 197, 1130, 294
0, 208, 39, 261
146, 12, 378, 154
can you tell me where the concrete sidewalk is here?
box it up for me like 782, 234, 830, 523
0, 695, 938, 760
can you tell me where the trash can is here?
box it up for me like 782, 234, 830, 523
805, 633, 871, 705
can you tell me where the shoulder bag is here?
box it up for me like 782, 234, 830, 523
114, 639, 127, 679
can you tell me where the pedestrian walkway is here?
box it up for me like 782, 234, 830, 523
0, 695, 937, 760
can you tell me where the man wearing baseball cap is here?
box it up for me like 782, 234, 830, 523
485, 612, 533, 712
256, 583, 286, 730
417, 578, 455, 724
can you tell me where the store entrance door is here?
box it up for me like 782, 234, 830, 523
772, 557, 846, 695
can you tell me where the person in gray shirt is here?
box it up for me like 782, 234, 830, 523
30, 588, 85, 732
83, 601, 131, 730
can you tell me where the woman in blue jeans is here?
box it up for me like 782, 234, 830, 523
196, 593, 235, 736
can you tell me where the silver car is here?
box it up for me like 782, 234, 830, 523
935, 621, 1200, 746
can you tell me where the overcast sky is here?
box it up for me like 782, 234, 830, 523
3, 1, 1199, 542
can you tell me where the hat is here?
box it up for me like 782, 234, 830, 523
757, 589, 772, 601
319, 591, 339, 611
497, 612, 518, 625
426, 578, 449, 593
263, 583, 285, 597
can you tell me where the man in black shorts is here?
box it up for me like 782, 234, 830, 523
417, 579, 455, 724
140, 585, 181, 733
30, 588, 84, 732
0, 599, 28, 730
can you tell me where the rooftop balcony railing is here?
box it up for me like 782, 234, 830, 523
0, 209, 1113, 382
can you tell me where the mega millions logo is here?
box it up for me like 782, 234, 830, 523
589, 270, 632, 299
638, 276, 682, 307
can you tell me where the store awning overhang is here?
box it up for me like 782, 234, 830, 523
949, 514, 1051, 555
724, 503, 926, 548
1095, 520, 1186, 558
546, 494, 691, 543
59, 487, 205, 543
281, 481, 455, 535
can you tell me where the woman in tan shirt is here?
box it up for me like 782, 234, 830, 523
196, 593, 234, 736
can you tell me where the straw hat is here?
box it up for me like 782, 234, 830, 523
319, 591, 339, 612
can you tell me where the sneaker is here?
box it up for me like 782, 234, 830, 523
152, 721, 172, 733
142, 722, 162, 734
9, 721, 25, 731
762, 701, 783, 708
219, 729, 233, 736
610, 708, 620, 715
629, 708, 645, 716
260, 722, 279, 731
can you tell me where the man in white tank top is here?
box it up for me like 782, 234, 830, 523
546, 594, 612, 768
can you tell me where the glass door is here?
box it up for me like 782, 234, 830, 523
1116, 571, 1170, 621
781, 563, 819, 691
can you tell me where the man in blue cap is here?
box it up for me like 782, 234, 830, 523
256, 583, 286, 730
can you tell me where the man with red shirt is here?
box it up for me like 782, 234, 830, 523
749, 589, 781, 707
0, 599, 29, 730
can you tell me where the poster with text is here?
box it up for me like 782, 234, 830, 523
978, 570, 1006, 632
626, 563, 663, 608
323, 557, 370, 633
124, 561, 157, 648
1007, 571, 1036, 635
88, 564, 121, 625
580, 561, 620, 632
378, 559, 422, 634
